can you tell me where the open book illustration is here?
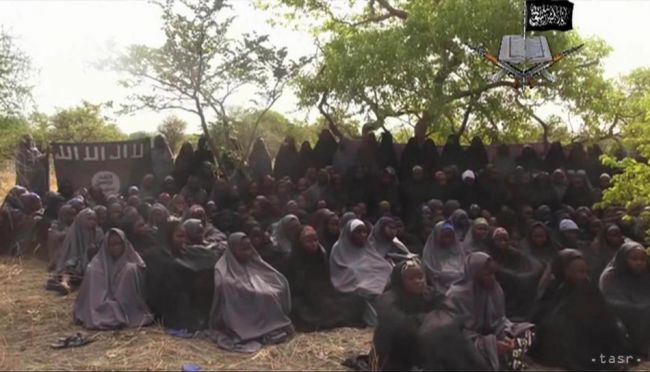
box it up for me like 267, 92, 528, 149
499, 35, 552, 65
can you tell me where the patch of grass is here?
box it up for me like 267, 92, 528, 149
0, 257, 372, 371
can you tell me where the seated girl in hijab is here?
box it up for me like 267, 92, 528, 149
488, 228, 545, 321
374, 258, 486, 371
74, 228, 153, 329
531, 249, 630, 370
47, 204, 76, 272
314, 209, 340, 255
584, 223, 627, 281
368, 217, 411, 264
423, 221, 466, 293
285, 225, 366, 332
462, 218, 491, 253
330, 219, 393, 326
187, 204, 227, 252
141, 218, 218, 331
599, 242, 650, 358
447, 252, 535, 371
208, 232, 294, 353
47, 208, 104, 295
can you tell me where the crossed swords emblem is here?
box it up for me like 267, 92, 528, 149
467, 43, 584, 88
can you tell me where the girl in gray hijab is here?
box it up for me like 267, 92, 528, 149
462, 218, 490, 253
447, 252, 535, 371
368, 217, 411, 262
48, 208, 104, 294
208, 232, 293, 353
74, 228, 153, 329
270, 214, 301, 254
422, 221, 466, 293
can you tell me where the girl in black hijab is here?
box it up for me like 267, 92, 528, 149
531, 249, 630, 370
376, 131, 399, 171
173, 142, 194, 189
312, 129, 337, 170
191, 135, 215, 175
374, 258, 485, 371
567, 142, 588, 170
273, 136, 299, 180
284, 225, 366, 332
297, 141, 314, 178
440, 134, 465, 169
599, 242, 650, 357
515, 146, 542, 172
543, 141, 566, 172
248, 137, 273, 182
465, 136, 489, 172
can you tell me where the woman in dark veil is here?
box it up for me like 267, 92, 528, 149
398, 118, 439, 181
191, 135, 215, 176
297, 141, 314, 178
515, 146, 542, 172
465, 136, 489, 172
173, 142, 194, 189
312, 129, 337, 170
284, 225, 366, 332
440, 134, 465, 169
247, 137, 273, 182
376, 131, 399, 171
531, 249, 630, 370
567, 142, 588, 170
273, 136, 299, 180
488, 228, 544, 321
543, 141, 566, 172
599, 242, 650, 357
374, 258, 487, 371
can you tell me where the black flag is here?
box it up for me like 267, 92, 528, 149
526, 0, 574, 31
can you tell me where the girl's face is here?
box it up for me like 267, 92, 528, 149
381, 221, 397, 241
401, 266, 426, 296
457, 214, 470, 229
437, 228, 455, 248
249, 228, 264, 249
606, 227, 624, 248
299, 230, 320, 254
326, 215, 340, 236
108, 204, 123, 222
562, 230, 579, 245
473, 224, 490, 241
84, 213, 98, 230
95, 208, 107, 226
476, 260, 497, 290
626, 248, 648, 275
172, 225, 187, 252
133, 217, 149, 237
151, 209, 166, 226
350, 225, 369, 247
564, 258, 589, 286
589, 219, 602, 235
233, 237, 255, 264
107, 233, 125, 258
531, 227, 548, 247
493, 232, 510, 251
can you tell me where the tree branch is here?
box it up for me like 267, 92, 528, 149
446, 81, 518, 101
457, 95, 477, 138
375, 0, 408, 19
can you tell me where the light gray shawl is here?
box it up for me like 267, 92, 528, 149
56, 208, 104, 276
329, 219, 393, 297
271, 214, 299, 254
422, 221, 466, 293
74, 228, 153, 329
368, 217, 410, 257
208, 233, 292, 353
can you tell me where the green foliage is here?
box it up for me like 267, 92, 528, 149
0, 115, 29, 158
128, 131, 153, 140
210, 109, 317, 160
0, 29, 33, 115
599, 81, 650, 243
158, 115, 188, 153
46, 102, 126, 143
114, 0, 308, 168
266, 0, 619, 143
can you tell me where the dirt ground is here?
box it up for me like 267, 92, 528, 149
0, 257, 372, 371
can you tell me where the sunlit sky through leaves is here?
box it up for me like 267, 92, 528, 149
0, 0, 649, 134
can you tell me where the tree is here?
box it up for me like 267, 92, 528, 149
128, 131, 153, 140
0, 115, 30, 158
0, 29, 33, 115
158, 115, 188, 153
47, 102, 126, 143
114, 0, 307, 170
266, 0, 614, 144
598, 69, 650, 243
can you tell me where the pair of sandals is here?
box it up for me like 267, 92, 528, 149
50, 333, 95, 349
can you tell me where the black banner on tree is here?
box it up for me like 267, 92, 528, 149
51, 138, 152, 196
526, 0, 574, 31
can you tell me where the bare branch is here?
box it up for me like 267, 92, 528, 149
375, 0, 408, 19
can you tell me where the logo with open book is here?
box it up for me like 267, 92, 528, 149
467, 0, 583, 89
